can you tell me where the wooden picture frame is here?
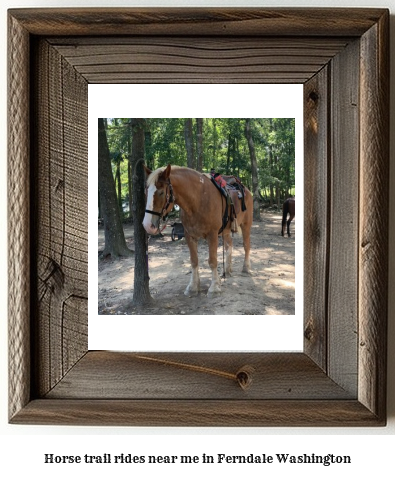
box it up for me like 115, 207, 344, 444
8, 8, 389, 426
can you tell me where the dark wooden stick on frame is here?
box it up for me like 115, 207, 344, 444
8, 8, 389, 426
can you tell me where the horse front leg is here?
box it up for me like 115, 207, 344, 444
207, 232, 221, 296
184, 233, 200, 297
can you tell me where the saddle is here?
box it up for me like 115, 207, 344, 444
210, 174, 247, 233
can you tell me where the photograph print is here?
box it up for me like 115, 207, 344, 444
97, 117, 296, 317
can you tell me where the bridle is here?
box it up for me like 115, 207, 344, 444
145, 179, 175, 221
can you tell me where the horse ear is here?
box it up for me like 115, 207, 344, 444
163, 163, 171, 180
143, 164, 152, 177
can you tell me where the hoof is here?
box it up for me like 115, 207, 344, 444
207, 281, 222, 297
184, 288, 199, 297
242, 268, 252, 275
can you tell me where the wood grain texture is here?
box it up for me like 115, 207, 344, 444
327, 39, 360, 396
8, 13, 31, 421
11, 399, 384, 427
46, 352, 354, 400
49, 37, 350, 84
303, 67, 330, 370
8, 8, 387, 37
7, 8, 389, 426
30, 39, 88, 397
358, 12, 389, 420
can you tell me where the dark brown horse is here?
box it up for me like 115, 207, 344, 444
281, 197, 295, 237
143, 165, 253, 296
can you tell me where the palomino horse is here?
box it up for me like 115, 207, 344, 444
143, 164, 253, 297
281, 197, 295, 237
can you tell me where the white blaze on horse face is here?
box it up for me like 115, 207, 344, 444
143, 184, 159, 235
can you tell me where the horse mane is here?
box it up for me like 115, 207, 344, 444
146, 165, 196, 187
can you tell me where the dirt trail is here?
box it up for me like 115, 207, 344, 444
98, 212, 295, 316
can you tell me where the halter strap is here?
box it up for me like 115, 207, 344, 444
144, 209, 162, 217
145, 180, 175, 219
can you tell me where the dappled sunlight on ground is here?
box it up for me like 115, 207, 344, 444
98, 212, 296, 316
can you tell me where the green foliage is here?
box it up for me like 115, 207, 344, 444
106, 119, 131, 202
104, 117, 295, 210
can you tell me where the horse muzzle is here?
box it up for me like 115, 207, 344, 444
143, 212, 160, 235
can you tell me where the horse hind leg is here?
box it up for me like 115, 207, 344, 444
184, 234, 201, 297
223, 232, 233, 276
281, 202, 288, 236
240, 222, 252, 275
287, 214, 295, 237
281, 209, 288, 236
207, 232, 221, 297
281, 218, 286, 236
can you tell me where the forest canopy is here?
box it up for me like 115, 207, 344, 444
101, 117, 295, 220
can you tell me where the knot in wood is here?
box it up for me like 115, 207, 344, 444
236, 365, 255, 390
304, 323, 314, 341
308, 90, 319, 103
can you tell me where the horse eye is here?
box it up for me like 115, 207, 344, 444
158, 190, 165, 197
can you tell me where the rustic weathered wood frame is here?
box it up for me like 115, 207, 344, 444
8, 8, 389, 426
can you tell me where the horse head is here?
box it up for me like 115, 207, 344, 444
143, 164, 174, 235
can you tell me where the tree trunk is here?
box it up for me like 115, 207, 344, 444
98, 190, 101, 219
226, 133, 233, 175
144, 126, 154, 170
127, 134, 133, 221
212, 118, 218, 168
269, 184, 274, 207
116, 160, 122, 216
98, 118, 132, 258
244, 119, 261, 221
184, 118, 196, 169
130, 119, 153, 306
196, 118, 203, 172
235, 136, 240, 176
268, 118, 274, 207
